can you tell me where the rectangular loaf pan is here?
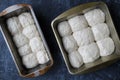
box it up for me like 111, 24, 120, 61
0, 4, 53, 77
51, 1, 120, 75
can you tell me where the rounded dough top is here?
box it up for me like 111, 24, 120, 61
7, 17, 22, 35
22, 24, 39, 39
36, 50, 49, 64
78, 42, 100, 63
68, 15, 88, 32
18, 12, 34, 27
62, 35, 78, 53
84, 9, 105, 26
18, 44, 32, 56
68, 51, 83, 68
92, 23, 110, 41
22, 53, 38, 68
29, 37, 44, 52
73, 27, 95, 46
97, 37, 115, 56
13, 33, 28, 48
58, 21, 72, 37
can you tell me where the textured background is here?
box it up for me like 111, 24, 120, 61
0, 0, 120, 80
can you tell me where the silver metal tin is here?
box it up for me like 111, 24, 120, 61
51, 2, 120, 75
0, 4, 53, 77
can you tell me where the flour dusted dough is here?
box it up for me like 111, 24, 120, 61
18, 12, 34, 27
92, 23, 110, 41
36, 50, 49, 64
58, 21, 72, 37
22, 53, 38, 68
7, 17, 22, 35
84, 9, 105, 26
13, 33, 28, 48
78, 43, 100, 63
22, 24, 39, 39
18, 44, 32, 56
68, 51, 83, 68
73, 27, 94, 46
97, 37, 115, 56
30, 37, 44, 52
68, 15, 88, 32
62, 35, 78, 53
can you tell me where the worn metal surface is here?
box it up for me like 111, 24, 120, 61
0, 0, 120, 80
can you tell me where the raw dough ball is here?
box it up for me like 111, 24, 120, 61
97, 37, 115, 56
92, 23, 110, 41
62, 35, 78, 53
7, 17, 22, 35
30, 37, 44, 52
22, 53, 38, 68
22, 24, 39, 39
84, 9, 105, 26
36, 50, 49, 64
78, 43, 100, 63
68, 51, 83, 68
18, 12, 34, 27
68, 15, 88, 32
73, 27, 94, 46
13, 33, 28, 48
58, 21, 72, 37
18, 44, 32, 56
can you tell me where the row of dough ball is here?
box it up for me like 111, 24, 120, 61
62, 25, 113, 55
58, 22, 110, 55
69, 37, 115, 68
7, 12, 34, 36
58, 9, 115, 68
7, 12, 49, 68
58, 9, 105, 36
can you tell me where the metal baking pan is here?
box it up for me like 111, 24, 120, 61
51, 1, 120, 75
0, 4, 53, 77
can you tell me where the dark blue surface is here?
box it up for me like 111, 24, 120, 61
0, 0, 120, 80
